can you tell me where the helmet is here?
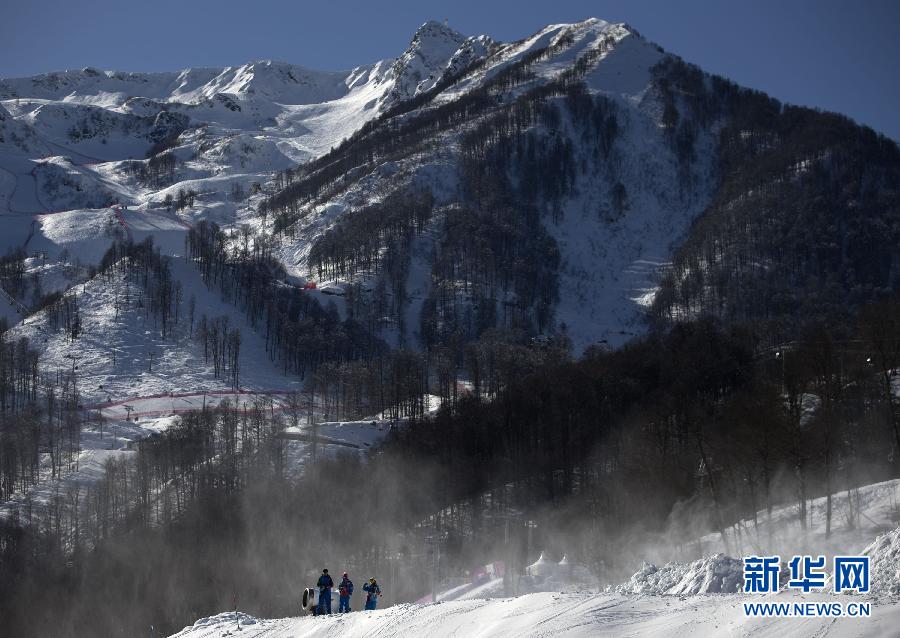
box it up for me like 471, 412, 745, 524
369, 577, 376, 583
343, 572, 348, 577
323, 569, 329, 573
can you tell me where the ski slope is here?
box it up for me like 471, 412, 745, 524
169, 590, 900, 638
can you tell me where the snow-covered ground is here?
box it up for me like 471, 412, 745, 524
10, 257, 297, 405
165, 478, 900, 638
169, 590, 900, 638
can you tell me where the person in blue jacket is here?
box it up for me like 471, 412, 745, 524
338, 572, 354, 613
363, 577, 382, 610
316, 568, 334, 615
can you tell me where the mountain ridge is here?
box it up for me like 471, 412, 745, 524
1, 16, 897, 384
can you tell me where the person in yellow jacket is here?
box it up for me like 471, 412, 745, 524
363, 577, 382, 610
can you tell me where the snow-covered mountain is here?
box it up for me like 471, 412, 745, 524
0, 20, 491, 167
0, 19, 490, 391
3, 19, 899, 638
1, 16, 897, 423
0, 18, 654, 397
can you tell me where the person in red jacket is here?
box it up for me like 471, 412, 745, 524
338, 572, 354, 612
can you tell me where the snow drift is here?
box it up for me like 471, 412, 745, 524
614, 553, 744, 595
862, 525, 900, 599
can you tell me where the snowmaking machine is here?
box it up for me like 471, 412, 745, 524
300, 587, 319, 615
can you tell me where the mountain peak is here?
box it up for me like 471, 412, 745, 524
384, 20, 473, 104
411, 19, 466, 45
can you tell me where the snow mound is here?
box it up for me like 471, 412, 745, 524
862, 525, 900, 599
173, 612, 260, 635
614, 553, 743, 595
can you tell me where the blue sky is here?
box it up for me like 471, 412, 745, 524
2, 0, 898, 139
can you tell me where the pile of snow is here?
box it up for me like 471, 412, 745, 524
187, 612, 259, 629
614, 553, 743, 595
862, 525, 900, 599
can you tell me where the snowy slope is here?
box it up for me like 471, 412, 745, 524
862, 525, 900, 600
168, 590, 900, 638
9, 257, 296, 405
693, 479, 900, 561
168, 479, 900, 638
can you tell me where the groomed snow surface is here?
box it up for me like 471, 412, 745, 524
169, 589, 900, 638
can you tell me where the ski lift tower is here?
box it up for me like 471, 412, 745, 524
123, 404, 134, 422
425, 531, 448, 603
